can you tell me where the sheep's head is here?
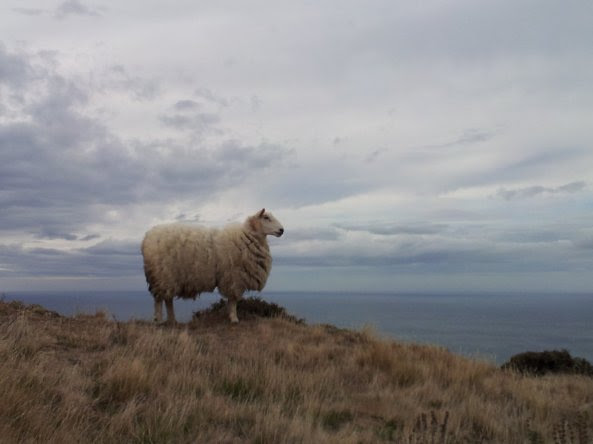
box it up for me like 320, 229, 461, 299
247, 209, 284, 237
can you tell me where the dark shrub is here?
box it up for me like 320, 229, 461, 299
501, 349, 593, 376
193, 296, 304, 324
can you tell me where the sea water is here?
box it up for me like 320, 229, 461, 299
3, 290, 592, 365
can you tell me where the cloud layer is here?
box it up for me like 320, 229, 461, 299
1, 1, 592, 292
0, 45, 288, 241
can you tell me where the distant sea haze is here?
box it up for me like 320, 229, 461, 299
4, 291, 592, 365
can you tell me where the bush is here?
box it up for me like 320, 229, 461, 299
501, 349, 593, 376
193, 296, 304, 324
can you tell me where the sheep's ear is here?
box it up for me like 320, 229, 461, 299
258, 208, 266, 218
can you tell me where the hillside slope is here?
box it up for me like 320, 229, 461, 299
0, 299, 592, 443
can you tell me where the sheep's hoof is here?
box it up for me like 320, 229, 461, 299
230, 317, 239, 324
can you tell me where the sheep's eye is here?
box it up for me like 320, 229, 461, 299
263, 216, 270, 221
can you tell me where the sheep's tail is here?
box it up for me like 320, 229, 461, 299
141, 238, 155, 295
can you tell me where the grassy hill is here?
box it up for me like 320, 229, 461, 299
1, 298, 592, 443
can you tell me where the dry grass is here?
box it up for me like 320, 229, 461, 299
1, 299, 592, 443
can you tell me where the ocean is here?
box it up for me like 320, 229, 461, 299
3, 290, 592, 365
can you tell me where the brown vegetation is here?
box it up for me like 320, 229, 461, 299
1, 298, 592, 443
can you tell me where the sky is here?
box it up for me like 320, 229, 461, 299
1, 0, 592, 293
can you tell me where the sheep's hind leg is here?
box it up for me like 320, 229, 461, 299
153, 296, 163, 323
227, 296, 239, 324
165, 298, 177, 325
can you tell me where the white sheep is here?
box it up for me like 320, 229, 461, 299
141, 209, 284, 324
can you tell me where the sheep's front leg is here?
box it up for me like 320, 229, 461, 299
227, 297, 239, 324
165, 298, 177, 325
153, 296, 163, 323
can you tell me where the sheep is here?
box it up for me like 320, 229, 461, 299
141, 208, 284, 324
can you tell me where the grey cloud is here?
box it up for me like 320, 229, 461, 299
0, 204, 102, 242
33, 228, 99, 242
0, 240, 141, 278
101, 65, 160, 101
174, 100, 201, 111
557, 182, 588, 193
494, 152, 591, 179
283, 227, 341, 242
572, 229, 593, 250
213, 140, 287, 169
276, 233, 592, 274
80, 234, 101, 242
142, 139, 288, 196
175, 213, 201, 223
85, 239, 140, 256
336, 222, 449, 236
365, 148, 387, 163
0, 47, 289, 239
54, 0, 101, 19
427, 208, 486, 222
495, 229, 568, 244
274, 246, 506, 272
250, 96, 262, 112
420, 129, 495, 150
497, 186, 546, 201
400, 140, 591, 197
355, 1, 593, 62
283, 1, 592, 91
163, 95, 227, 133
0, 94, 140, 213
496, 181, 586, 200
257, 161, 370, 208
35, 228, 78, 241
0, 45, 34, 88
194, 88, 229, 107
12, 8, 45, 16
575, 238, 593, 250
159, 113, 221, 132
445, 149, 590, 192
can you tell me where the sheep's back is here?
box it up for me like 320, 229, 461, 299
141, 224, 218, 298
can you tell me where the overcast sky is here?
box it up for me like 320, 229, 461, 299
1, 0, 592, 293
